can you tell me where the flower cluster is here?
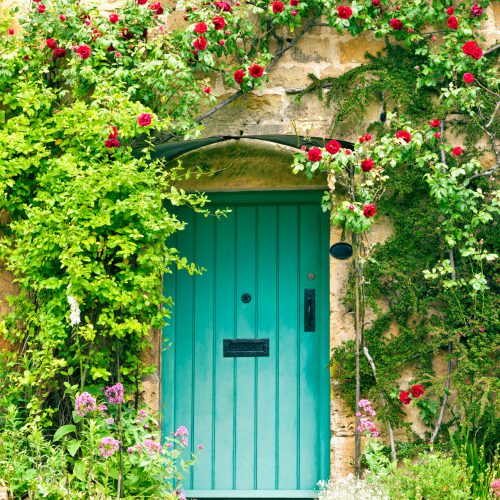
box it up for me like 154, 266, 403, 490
490, 478, 500, 498
75, 392, 96, 417
399, 384, 425, 405
99, 436, 121, 457
356, 399, 378, 437
105, 382, 125, 404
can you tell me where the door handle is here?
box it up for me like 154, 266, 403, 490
304, 289, 315, 332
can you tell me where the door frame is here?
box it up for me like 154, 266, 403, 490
161, 190, 331, 497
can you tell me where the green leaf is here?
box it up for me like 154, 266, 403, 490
73, 461, 86, 481
53, 424, 76, 442
67, 439, 81, 457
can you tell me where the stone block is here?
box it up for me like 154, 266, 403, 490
339, 32, 385, 65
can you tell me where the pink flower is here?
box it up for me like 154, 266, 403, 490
75, 392, 96, 417
99, 437, 120, 458
137, 112, 152, 127
471, 4, 483, 16
175, 425, 189, 437
98, 404, 108, 413
104, 383, 125, 404
144, 439, 163, 454
105, 417, 115, 425
198, 444, 204, 450
76, 45, 91, 59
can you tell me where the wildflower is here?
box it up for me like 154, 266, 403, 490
490, 478, 500, 497
105, 417, 115, 426
175, 425, 189, 437
198, 444, 204, 450
99, 437, 120, 458
105, 383, 125, 404
75, 392, 96, 416
98, 404, 108, 413
181, 437, 188, 447
137, 409, 148, 421
144, 439, 163, 454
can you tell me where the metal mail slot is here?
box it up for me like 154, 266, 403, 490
223, 338, 269, 357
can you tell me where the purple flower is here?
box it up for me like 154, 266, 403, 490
75, 392, 96, 417
105, 417, 115, 426
137, 409, 148, 422
181, 437, 188, 447
99, 437, 120, 457
144, 439, 163, 454
174, 425, 189, 437
105, 383, 125, 404
471, 3, 483, 16
166, 442, 174, 449
98, 404, 108, 413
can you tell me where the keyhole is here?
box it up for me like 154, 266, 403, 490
241, 293, 252, 303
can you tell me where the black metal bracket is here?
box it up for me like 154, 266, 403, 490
304, 289, 316, 332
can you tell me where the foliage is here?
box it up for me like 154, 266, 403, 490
0, 385, 196, 499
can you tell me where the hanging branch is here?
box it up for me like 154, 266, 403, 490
353, 233, 362, 477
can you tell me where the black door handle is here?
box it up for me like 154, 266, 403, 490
304, 289, 315, 332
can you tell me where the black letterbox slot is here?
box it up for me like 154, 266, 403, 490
223, 338, 269, 357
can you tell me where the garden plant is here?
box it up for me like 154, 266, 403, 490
0, 0, 499, 497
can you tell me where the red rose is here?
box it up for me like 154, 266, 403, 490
194, 22, 207, 33
434, 132, 441, 138
108, 126, 118, 139
290, 0, 299, 5
291, 10, 297, 15
462, 41, 483, 59
219, 39, 226, 46
193, 37, 207, 50
37, 4, 46, 13
59, 14, 66, 21
105, 138, 120, 148
447, 16, 458, 29
430, 119, 440, 128
452, 146, 463, 156
233, 69, 245, 84
248, 63, 264, 78
463, 72, 475, 83
272, 1, 284, 13
121, 27, 134, 40
363, 203, 376, 217
8, 28, 15, 35
212, 16, 225, 30
471, 4, 483, 16
326, 140, 341, 154
390, 18, 404, 30
109, 13, 119, 23
307, 147, 322, 162
410, 384, 425, 398
446, 7, 454, 15
53, 47, 66, 58
203, 86, 211, 94
137, 0, 148, 4
137, 113, 152, 127
372, 0, 380, 6
359, 137, 365, 143
364, 133, 372, 141
345, 149, 352, 155
149, 2, 164, 15
46, 38, 57, 49
337, 6, 353, 19
396, 130, 411, 143
76, 45, 91, 59
214, 1, 232, 11
399, 391, 411, 405
361, 158, 374, 172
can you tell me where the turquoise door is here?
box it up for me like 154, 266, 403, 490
162, 191, 330, 498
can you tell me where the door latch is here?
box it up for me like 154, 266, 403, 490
304, 289, 315, 332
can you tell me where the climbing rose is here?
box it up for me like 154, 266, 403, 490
203, 86, 211, 94
462, 41, 483, 59
248, 64, 264, 78
37, 4, 46, 13
364, 133, 372, 141
446, 6, 454, 15
105, 138, 120, 148
326, 140, 341, 154
46, 38, 57, 49
430, 119, 440, 128
212, 16, 225, 30
463, 72, 475, 83
452, 146, 463, 156
234, 69, 245, 84
359, 136, 365, 143
434, 132, 441, 139
363, 203, 376, 218
75, 392, 97, 416
471, 3, 483, 16
99, 437, 120, 458
219, 40, 226, 46
105, 383, 125, 404
137, 113, 152, 127
447, 16, 458, 29
337, 6, 352, 19
193, 37, 207, 50
109, 13, 119, 23
290, 0, 299, 5
272, 1, 284, 13
53, 47, 66, 58
399, 391, 411, 405
59, 14, 66, 21
76, 45, 91, 59
194, 22, 207, 33
137, 0, 147, 3
390, 18, 403, 30
291, 10, 297, 15
149, 2, 164, 15
410, 384, 425, 398
8, 28, 14, 35
214, 1, 231, 11
361, 158, 374, 172
307, 147, 322, 162
396, 130, 411, 143
372, 0, 380, 6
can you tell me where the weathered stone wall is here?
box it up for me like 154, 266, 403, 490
1, 0, 499, 480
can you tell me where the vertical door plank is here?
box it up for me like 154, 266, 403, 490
235, 206, 257, 489
192, 215, 215, 488
213, 209, 237, 490
255, 205, 278, 489
277, 205, 299, 489
298, 204, 321, 488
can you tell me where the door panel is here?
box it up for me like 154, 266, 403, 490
162, 191, 330, 498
